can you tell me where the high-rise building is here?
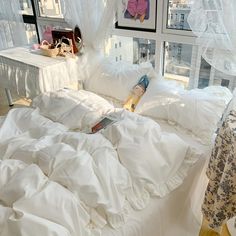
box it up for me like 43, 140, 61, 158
105, 36, 155, 67
168, 0, 191, 30
38, 0, 62, 18
105, 36, 134, 63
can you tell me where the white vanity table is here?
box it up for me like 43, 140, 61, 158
0, 47, 79, 105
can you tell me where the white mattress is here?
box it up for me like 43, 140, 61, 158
102, 120, 211, 236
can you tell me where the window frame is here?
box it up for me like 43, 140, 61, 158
34, 0, 68, 40
21, 0, 236, 91
22, 0, 40, 43
21, 0, 68, 43
112, 0, 196, 73
162, 0, 195, 37
110, 0, 233, 90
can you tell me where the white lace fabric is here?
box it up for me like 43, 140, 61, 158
188, 0, 236, 76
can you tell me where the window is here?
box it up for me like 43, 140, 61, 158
198, 78, 209, 89
213, 70, 235, 90
164, 42, 192, 88
17, 0, 236, 92
105, 35, 156, 67
20, 0, 40, 43
221, 79, 230, 87
36, 0, 67, 39
38, 0, 63, 18
19, 0, 68, 43
110, 0, 236, 92
166, 0, 192, 31
20, 0, 33, 15
24, 23, 38, 44
198, 58, 211, 89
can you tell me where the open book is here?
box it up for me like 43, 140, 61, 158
91, 116, 117, 133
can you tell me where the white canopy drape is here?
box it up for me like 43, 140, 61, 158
62, 0, 117, 51
188, 0, 236, 76
0, 0, 27, 50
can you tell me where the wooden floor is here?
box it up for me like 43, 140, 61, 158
199, 219, 231, 236
0, 90, 31, 116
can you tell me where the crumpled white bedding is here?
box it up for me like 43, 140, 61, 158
0, 109, 132, 232
32, 89, 114, 132
102, 110, 200, 199
0, 90, 204, 236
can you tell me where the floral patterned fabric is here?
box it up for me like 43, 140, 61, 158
202, 110, 236, 230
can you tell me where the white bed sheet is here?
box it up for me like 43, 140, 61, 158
102, 120, 211, 236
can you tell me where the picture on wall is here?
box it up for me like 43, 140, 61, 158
116, 0, 157, 32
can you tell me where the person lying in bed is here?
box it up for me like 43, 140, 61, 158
123, 74, 149, 112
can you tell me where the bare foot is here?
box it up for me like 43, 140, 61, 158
140, 13, 145, 23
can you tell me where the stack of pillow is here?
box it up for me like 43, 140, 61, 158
84, 58, 157, 106
135, 79, 232, 144
83, 58, 232, 145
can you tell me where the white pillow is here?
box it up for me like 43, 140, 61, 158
135, 79, 232, 144
32, 89, 114, 131
84, 59, 156, 102
32, 90, 80, 121
203, 86, 232, 104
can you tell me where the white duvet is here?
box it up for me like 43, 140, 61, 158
0, 90, 200, 236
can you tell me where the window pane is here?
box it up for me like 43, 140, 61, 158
167, 0, 192, 30
19, 0, 33, 15
221, 79, 230, 87
198, 58, 211, 89
164, 42, 192, 87
105, 35, 156, 67
24, 23, 38, 44
213, 70, 236, 91
164, 43, 236, 91
38, 0, 63, 18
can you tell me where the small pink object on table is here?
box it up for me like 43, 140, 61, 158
32, 44, 40, 50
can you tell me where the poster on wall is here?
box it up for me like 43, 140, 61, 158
116, 0, 157, 32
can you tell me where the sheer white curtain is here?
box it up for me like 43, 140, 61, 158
188, 0, 236, 76
0, 0, 27, 50
62, 0, 117, 51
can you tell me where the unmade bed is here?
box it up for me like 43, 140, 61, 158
0, 88, 215, 236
